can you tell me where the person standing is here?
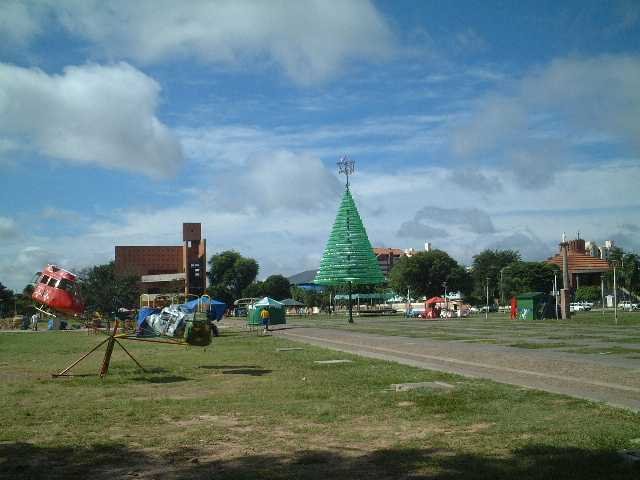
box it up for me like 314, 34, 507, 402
31, 312, 39, 331
260, 308, 270, 335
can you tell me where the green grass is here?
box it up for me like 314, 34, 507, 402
1, 329, 640, 479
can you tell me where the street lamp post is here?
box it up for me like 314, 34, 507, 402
500, 266, 510, 309
406, 287, 410, 317
600, 274, 605, 320
613, 262, 618, 326
442, 281, 447, 313
554, 273, 559, 320
485, 277, 489, 320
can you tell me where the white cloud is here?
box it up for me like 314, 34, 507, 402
178, 113, 452, 171
0, 62, 183, 176
451, 55, 640, 187
40, 207, 85, 223
238, 151, 342, 212
0, 246, 57, 292
0, 216, 18, 240
3, 0, 393, 85
0, 0, 42, 46
485, 229, 553, 261
1, 156, 638, 291
398, 206, 496, 241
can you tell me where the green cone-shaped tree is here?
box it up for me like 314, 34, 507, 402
315, 187, 384, 322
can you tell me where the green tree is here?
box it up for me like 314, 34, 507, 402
207, 285, 235, 308
471, 249, 521, 303
389, 250, 471, 299
0, 282, 37, 316
241, 282, 264, 299
575, 286, 601, 303
0, 282, 14, 317
605, 248, 640, 296
242, 275, 292, 300
621, 253, 640, 295
291, 286, 329, 309
14, 289, 35, 316
78, 262, 139, 314
260, 275, 291, 300
207, 250, 259, 304
502, 262, 559, 298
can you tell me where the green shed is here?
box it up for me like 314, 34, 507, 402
516, 292, 550, 320
247, 297, 286, 326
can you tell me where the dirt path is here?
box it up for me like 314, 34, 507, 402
275, 327, 640, 411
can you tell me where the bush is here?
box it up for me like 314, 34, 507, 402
575, 286, 601, 303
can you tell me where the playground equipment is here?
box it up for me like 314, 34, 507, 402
31, 264, 84, 317
52, 294, 226, 378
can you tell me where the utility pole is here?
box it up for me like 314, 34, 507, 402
348, 281, 353, 323
442, 281, 448, 313
406, 287, 410, 317
600, 274, 605, 320
559, 236, 571, 319
554, 273, 559, 320
613, 263, 618, 326
485, 277, 489, 320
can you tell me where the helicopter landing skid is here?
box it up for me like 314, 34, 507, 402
34, 304, 57, 317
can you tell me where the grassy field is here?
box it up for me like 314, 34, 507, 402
1, 328, 640, 479
289, 311, 640, 358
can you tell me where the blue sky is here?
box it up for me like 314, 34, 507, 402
1, 0, 639, 290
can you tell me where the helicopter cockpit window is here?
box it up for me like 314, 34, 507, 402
47, 277, 58, 287
40, 275, 50, 284
58, 278, 74, 292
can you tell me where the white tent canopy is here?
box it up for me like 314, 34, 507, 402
253, 297, 284, 308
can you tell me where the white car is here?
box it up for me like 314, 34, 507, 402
570, 303, 585, 312
619, 301, 639, 311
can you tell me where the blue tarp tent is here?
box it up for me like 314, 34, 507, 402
136, 299, 227, 337
182, 298, 227, 321
137, 307, 160, 327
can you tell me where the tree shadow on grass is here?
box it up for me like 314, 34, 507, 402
197, 365, 259, 370
222, 368, 272, 376
1, 442, 637, 480
130, 375, 191, 383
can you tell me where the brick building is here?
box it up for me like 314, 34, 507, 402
115, 223, 207, 295
373, 248, 406, 278
373, 242, 433, 279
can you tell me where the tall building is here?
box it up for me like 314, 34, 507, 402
374, 242, 434, 278
115, 222, 207, 295
373, 248, 405, 278
585, 239, 615, 260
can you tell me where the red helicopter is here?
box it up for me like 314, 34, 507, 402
32, 264, 85, 317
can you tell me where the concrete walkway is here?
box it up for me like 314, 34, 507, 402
275, 327, 640, 411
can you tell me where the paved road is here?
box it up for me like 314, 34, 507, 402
275, 327, 640, 411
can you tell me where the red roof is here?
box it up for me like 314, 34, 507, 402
426, 297, 445, 304
546, 252, 610, 273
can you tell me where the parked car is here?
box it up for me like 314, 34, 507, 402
477, 305, 498, 313
569, 303, 585, 312
619, 301, 639, 311
577, 301, 592, 311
